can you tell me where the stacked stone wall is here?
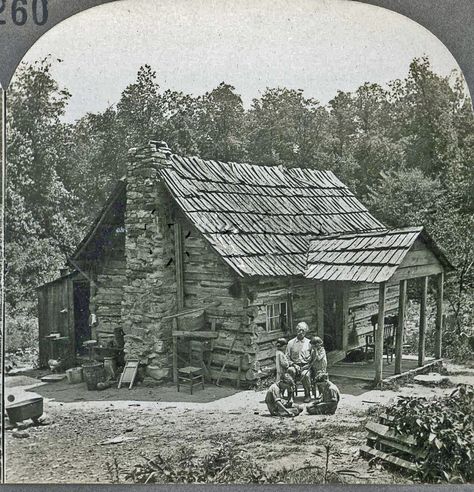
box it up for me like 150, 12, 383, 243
121, 142, 177, 378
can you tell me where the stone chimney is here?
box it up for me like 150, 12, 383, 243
121, 141, 177, 379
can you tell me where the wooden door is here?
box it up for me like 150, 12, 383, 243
323, 283, 344, 351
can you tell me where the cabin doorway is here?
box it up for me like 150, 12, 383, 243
73, 282, 91, 355
323, 283, 344, 351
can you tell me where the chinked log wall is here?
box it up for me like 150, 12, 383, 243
345, 239, 442, 351
347, 282, 399, 349
241, 277, 319, 377
93, 258, 126, 337
177, 212, 321, 382
178, 211, 247, 381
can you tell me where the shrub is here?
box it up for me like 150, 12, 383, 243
5, 310, 38, 352
386, 385, 474, 483
126, 442, 273, 484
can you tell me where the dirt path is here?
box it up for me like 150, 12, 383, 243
5, 363, 474, 484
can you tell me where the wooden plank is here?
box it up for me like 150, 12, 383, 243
174, 220, 184, 311
172, 330, 219, 339
365, 421, 427, 460
359, 445, 419, 473
395, 279, 407, 375
391, 263, 442, 282
434, 272, 444, 359
316, 282, 324, 340
172, 319, 178, 384
418, 276, 428, 367
216, 335, 238, 385
341, 283, 350, 351
366, 421, 417, 447
366, 435, 426, 460
375, 282, 386, 385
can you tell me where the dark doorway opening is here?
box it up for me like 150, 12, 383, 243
73, 282, 91, 355
323, 283, 343, 351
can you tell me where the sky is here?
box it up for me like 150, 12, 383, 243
19, 0, 463, 122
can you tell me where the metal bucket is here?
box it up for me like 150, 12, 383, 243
82, 362, 106, 390
66, 367, 83, 384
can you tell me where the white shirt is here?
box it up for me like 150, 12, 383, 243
286, 336, 311, 364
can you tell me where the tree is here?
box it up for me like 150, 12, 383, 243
195, 82, 246, 162
246, 88, 330, 168
6, 58, 80, 311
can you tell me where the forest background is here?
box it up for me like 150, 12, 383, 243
4, 56, 474, 361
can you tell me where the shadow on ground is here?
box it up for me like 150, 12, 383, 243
25, 378, 240, 403
6, 369, 374, 405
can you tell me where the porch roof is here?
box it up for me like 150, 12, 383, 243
305, 226, 453, 283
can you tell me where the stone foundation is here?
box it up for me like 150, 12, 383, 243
121, 141, 177, 376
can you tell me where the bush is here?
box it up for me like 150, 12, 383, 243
6, 310, 38, 352
386, 385, 474, 483
5, 306, 39, 370
126, 442, 273, 484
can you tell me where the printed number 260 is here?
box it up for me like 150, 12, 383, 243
0, 0, 49, 26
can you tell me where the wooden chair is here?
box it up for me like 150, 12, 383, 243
365, 315, 398, 364
177, 366, 205, 394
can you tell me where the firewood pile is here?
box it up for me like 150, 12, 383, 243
360, 413, 424, 474
361, 386, 474, 483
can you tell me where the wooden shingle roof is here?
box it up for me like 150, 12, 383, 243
305, 226, 445, 283
160, 154, 385, 276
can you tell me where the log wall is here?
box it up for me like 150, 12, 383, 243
347, 281, 399, 349
93, 258, 126, 336
177, 211, 247, 382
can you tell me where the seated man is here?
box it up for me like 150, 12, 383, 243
306, 373, 340, 415
265, 374, 303, 417
286, 321, 312, 402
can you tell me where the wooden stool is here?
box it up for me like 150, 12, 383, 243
177, 366, 204, 394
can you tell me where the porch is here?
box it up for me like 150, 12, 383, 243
329, 355, 439, 383
307, 227, 453, 385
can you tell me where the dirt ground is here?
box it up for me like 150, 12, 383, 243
5, 362, 474, 484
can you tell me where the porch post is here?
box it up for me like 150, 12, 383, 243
395, 279, 407, 374
172, 318, 178, 383
418, 276, 428, 367
375, 282, 386, 385
434, 272, 444, 359
341, 283, 350, 352
316, 282, 324, 340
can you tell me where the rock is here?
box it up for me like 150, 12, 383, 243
414, 373, 450, 386
12, 430, 30, 439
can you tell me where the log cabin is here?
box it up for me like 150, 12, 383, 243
37, 141, 453, 385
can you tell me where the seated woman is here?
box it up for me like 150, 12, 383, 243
306, 373, 340, 415
265, 374, 303, 417
309, 336, 327, 398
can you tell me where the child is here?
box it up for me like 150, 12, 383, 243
265, 374, 303, 417
275, 338, 289, 382
306, 373, 340, 415
309, 336, 327, 398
